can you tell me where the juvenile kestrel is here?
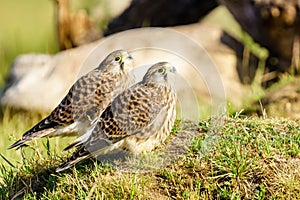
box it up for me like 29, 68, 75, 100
56, 62, 177, 172
9, 50, 135, 149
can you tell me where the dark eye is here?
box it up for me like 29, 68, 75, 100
114, 56, 121, 62
158, 68, 165, 74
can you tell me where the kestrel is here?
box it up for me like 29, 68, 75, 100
9, 50, 135, 149
56, 62, 177, 172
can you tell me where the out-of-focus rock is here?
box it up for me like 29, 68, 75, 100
172, 23, 245, 107
1, 43, 96, 111
0, 23, 246, 113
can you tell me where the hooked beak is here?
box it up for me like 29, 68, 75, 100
170, 66, 176, 73
127, 54, 133, 60
122, 53, 133, 61
120, 53, 133, 71
165, 63, 176, 73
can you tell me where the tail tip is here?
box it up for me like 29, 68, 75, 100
8, 140, 24, 150
55, 163, 74, 173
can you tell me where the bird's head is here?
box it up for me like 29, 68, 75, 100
99, 50, 134, 74
142, 62, 176, 87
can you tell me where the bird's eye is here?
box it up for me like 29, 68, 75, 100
158, 68, 165, 74
114, 56, 121, 62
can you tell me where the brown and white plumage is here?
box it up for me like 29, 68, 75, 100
56, 62, 177, 172
8, 50, 135, 149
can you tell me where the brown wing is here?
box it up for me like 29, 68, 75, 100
48, 69, 112, 125
21, 69, 123, 138
85, 83, 170, 148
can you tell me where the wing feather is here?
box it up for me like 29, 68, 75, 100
82, 83, 169, 153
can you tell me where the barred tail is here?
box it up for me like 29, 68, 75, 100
56, 146, 91, 172
8, 116, 57, 149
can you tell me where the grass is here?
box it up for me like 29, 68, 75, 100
0, 108, 78, 173
0, 117, 299, 199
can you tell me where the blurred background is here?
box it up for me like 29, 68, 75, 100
0, 0, 55, 86
0, 0, 132, 172
0, 0, 299, 173
0, 0, 131, 86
